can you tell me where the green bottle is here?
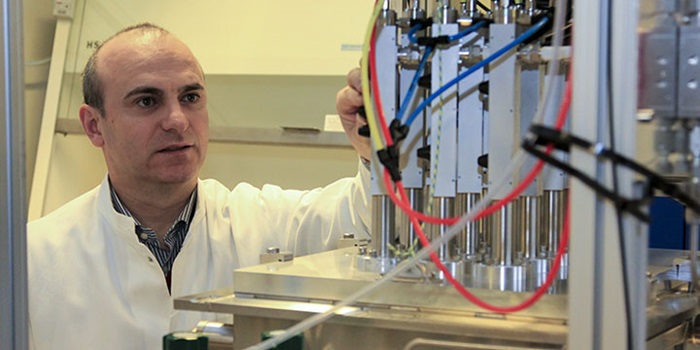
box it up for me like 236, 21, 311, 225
163, 332, 209, 350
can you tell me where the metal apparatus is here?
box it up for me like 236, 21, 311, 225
174, 0, 700, 349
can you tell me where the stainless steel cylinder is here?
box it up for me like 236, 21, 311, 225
470, 263, 528, 292
492, 0, 518, 24
434, 2, 458, 24
481, 187, 490, 257
531, 254, 568, 294
396, 188, 423, 249
439, 260, 466, 284
428, 197, 456, 261
513, 195, 541, 262
558, 252, 569, 280
404, 0, 427, 19
466, 0, 477, 13
378, 7, 398, 27
541, 190, 567, 258
674, 120, 690, 173
531, 257, 549, 289
371, 195, 396, 258
525, 0, 536, 14
654, 118, 675, 173
489, 201, 514, 265
454, 192, 481, 258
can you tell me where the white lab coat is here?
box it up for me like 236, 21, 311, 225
27, 165, 370, 350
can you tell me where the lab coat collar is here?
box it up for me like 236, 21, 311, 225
94, 176, 207, 248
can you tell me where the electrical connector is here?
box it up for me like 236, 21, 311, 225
53, 0, 75, 19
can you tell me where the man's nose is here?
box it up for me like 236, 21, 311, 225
162, 102, 189, 132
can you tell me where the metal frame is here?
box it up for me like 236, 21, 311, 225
0, 0, 28, 348
569, 0, 643, 349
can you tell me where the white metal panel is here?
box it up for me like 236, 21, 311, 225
398, 40, 425, 189
457, 32, 485, 194
429, 23, 460, 197
487, 24, 517, 199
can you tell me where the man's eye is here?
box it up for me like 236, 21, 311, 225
182, 93, 200, 103
136, 97, 155, 107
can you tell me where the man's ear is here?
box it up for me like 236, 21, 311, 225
79, 104, 105, 147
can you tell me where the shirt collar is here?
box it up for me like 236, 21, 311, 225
108, 179, 198, 229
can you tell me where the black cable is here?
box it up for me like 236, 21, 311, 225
475, 0, 490, 13
528, 125, 700, 215
528, 125, 700, 214
521, 141, 648, 222
605, 1, 634, 348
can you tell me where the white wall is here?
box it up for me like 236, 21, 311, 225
24, 0, 55, 197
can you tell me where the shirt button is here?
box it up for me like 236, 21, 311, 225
140, 233, 148, 240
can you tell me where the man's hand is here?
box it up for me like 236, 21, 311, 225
336, 67, 371, 161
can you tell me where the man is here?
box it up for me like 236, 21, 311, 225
27, 23, 370, 349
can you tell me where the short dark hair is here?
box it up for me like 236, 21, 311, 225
82, 23, 169, 115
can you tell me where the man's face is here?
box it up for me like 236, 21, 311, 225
85, 32, 209, 191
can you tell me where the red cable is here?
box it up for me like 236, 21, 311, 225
384, 173, 459, 224
368, 21, 575, 312
409, 193, 570, 313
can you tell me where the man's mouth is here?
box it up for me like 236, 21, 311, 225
158, 145, 192, 153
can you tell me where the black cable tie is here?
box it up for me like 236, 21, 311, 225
388, 119, 410, 143
471, 17, 494, 27
409, 18, 433, 30
357, 106, 367, 119
377, 146, 401, 182
478, 81, 489, 95
358, 125, 370, 138
528, 124, 571, 152
357, 106, 369, 137
417, 35, 451, 48
418, 74, 432, 89
477, 154, 488, 168
376, 120, 410, 182
417, 145, 430, 161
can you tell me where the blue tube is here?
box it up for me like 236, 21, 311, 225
397, 46, 433, 121
398, 21, 485, 121
408, 21, 486, 46
407, 24, 421, 44
404, 17, 550, 128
